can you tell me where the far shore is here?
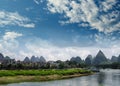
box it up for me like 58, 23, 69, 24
0, 69, 93, 84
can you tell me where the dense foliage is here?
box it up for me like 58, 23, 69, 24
96, 62, 120, 69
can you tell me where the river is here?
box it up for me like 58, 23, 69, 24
2, 69, 120, 86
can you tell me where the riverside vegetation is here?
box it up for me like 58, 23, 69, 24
0, 69, 92, 84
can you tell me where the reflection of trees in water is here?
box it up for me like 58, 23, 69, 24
112, 72, 120, 85
97, 72, 106, 86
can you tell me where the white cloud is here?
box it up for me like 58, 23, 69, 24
3, 32, 22, 40
34, 0, 43, 4
99, 0, 117, 12
0, 44, 2, 50
0, 31, 23, 59
78, 23, 89, 27
46, 0, 120, 33
20, 23, 35, 28
47, 0, 69, 13
0, 11, 35, 28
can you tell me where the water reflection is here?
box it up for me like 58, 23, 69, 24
2, 69, 120, 86
97, 72, 105, 86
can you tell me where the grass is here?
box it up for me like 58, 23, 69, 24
0, 68, 91, 77
0, 68, 93, 84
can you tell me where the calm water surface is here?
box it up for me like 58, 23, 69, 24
2, 69, 120, 86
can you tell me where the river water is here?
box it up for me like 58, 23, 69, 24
3, 69, 120, 86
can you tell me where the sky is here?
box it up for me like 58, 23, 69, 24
0, 0, 120, 61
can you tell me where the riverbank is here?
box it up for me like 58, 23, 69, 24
0, 69, 93, 84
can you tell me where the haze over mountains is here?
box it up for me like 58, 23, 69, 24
0, 50, 120, 65
24, 56, 46, 63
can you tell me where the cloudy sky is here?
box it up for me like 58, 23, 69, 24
0, 0, 120, 61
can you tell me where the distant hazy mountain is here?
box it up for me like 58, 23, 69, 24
30, 56, 46, 63
93, 50, 107, 65
0, 53, 4, 62
36, 57, 40, 62
111, 56, 118, 63
70, 56, 82, 63
31, 56, 37, 62
85, 55, 92, 65
24, 57, 30, 62
118, 55, 120, 62
39, 56, 46, 63
4, 56, 11, 60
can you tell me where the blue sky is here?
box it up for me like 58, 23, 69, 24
0, 0, 120, 61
